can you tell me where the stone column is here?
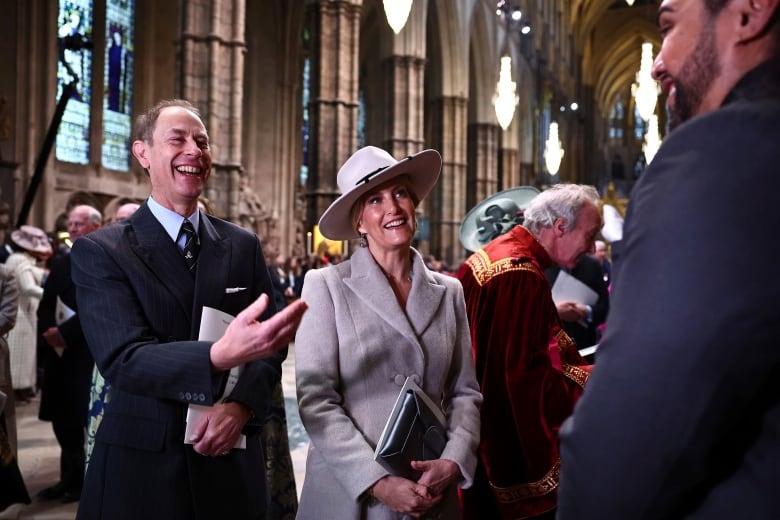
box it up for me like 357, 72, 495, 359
381, 54, 428, 249
466, 122, 500, 210
499, 147, 520, 189
180, 0, 246, 220
520, 162, 534, 186
382, 55, 426, 156
305, 0, 362, 233
429, 95, 467, 266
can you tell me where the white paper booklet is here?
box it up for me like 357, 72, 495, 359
55, 296, 76, 325
52, 296, 75, 357
551, 270, 598, 306
184, 306, 246, 449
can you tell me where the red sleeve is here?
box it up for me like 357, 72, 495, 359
459, 258, 589, 517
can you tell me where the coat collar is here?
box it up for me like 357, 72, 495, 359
344, 247, 445, 341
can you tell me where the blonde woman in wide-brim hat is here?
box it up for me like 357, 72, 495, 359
294, 146, 482, 519
5, 226, 52, 397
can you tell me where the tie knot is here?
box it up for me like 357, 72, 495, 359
181, 219, 196, 237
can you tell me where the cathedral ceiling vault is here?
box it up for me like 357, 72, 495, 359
570, 0, 661, 116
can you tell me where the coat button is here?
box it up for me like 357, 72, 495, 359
178, 392, 185, 400
394, 374, 405, 385
185, 392, 192, 400
198, 393, 206, 402
411, 374, 421, 385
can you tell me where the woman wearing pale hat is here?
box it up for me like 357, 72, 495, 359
5, 225, 52, 400
295, 146, 481, 519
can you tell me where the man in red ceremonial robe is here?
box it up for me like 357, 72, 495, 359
457, 184, 601, 519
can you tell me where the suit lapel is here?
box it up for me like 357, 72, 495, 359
344, 248, 444, 341
405, 250, 445, 337
191, 215, 230, 337
127, 204, 195, 328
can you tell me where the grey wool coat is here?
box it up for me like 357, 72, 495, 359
295, 246, 482, 519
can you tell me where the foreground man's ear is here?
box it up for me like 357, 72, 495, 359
732, 0, 780, 44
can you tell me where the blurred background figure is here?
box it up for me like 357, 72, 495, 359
36, 205, 102, 504
546, 254, 610, 351
114, 202, 140, 223
269, 253, 290, 311
0, 263, 31, 514
284, 256, 304, 300
590, 239, 611, 285
5, 226, 52, 403
85, 201, 140, 472
0, 264, 19, 451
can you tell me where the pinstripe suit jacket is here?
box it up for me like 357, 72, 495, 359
71, 202, 280, 520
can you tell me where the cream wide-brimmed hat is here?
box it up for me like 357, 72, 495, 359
318, 146, 442, 240
10, 225, 53, 256
459, 186, 540, 253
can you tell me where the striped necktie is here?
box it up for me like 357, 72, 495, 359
179, 219, 199, 275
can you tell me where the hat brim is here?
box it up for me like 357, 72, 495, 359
318, 149, 442, 240
459, 186, 541, 253
10, 227, 53, 256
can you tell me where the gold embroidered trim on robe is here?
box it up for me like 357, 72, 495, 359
465, 250, 539, 286
556, 329, 590, 388
489, 458, 561, 503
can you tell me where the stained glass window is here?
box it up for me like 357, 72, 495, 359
56, 0, 94, 165
609, 94, 624, 141
300, 56, 310, 187
357, 89, 366, 149
633, 103, 647, 141
102, 0, 135, 171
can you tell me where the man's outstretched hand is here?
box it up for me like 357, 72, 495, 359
210, 294, 307, 371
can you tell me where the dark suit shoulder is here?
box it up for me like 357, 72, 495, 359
571, 255, 603, 281
81, 220, 130, 245
48, 250, 72, 273
205, 214, 259, 242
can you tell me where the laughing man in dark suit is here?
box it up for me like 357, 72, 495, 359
71, 99, 307, 519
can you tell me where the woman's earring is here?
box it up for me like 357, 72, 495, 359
359, 233, 368, 248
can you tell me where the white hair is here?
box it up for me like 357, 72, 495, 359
523, 184, 600, 235
71, 204, 103, 226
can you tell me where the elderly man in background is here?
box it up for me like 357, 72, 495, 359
457, 184, 600, 519
85, 201, 141, 469
115, 202, 140, 223
37, 204, 102, 503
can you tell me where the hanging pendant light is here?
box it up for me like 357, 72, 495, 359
493, 56, 519, 130
626, 0, 636, 5
631, 42, 661, 122
544, 122, 564, 176
384, 0, 413, 34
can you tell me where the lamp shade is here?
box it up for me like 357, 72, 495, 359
544, 122, 564, 176
384, 0, 412, 34
493, 56, 519, 130
643, 113, 662, 163
632, 42, 661, 122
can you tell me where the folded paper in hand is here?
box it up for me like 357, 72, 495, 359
374, 377, 447, 480
184, 306, 246, 450
551, 270, 598, 306
52, 296, 75, 358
